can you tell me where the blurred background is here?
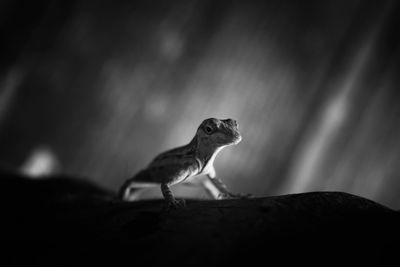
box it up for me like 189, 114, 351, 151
0, 0, 399, 208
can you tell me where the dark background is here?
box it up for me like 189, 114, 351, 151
0, 0, 399, 208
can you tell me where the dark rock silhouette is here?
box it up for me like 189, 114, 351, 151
0, 169, 398, 266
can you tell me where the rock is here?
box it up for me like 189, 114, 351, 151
0, 169, 398, 266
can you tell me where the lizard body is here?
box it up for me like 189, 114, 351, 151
119, 118, 246, 208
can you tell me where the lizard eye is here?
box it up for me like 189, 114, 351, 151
205, 126, 213, 134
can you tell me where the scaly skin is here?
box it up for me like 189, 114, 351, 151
119, 118, 248, 209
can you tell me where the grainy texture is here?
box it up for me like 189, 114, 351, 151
1, 169, 398, 266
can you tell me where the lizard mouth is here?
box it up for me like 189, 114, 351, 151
215, 128, 241, 146
225, 127, 241, 145
232, 132, 242, 144
222, 122, 242, 145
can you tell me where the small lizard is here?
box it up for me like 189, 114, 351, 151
119, 118, 248, 208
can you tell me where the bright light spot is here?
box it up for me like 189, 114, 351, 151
21, 147, 59, 178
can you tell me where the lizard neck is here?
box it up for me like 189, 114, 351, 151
189, 135, 223, 172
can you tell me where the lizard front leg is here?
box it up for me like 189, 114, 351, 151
161, 183, 185, 209
206, 167, 251, 199
207, 175, 238, 199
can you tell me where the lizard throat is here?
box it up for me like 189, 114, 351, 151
189, 135, 224, 173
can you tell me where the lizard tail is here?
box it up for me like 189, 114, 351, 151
118, 170, 158, 201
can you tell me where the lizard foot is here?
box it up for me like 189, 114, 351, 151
165, 198, 186, 210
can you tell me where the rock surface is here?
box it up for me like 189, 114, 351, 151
0, 169, 398, 266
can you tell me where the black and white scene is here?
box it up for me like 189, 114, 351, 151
1, 0, 399, 266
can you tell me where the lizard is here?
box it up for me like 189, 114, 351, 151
118, 118, 249, 209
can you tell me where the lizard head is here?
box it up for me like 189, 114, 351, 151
196, 118, 242, 148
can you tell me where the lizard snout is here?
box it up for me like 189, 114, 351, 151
224, 119, 238, 128
221, 119, 241, 145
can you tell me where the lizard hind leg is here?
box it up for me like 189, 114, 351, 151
119, 181, 160, 201
119, 178, 159, 201
119, 169, 158, 201
119, 185, 140, 201
118, 179, 140, 201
